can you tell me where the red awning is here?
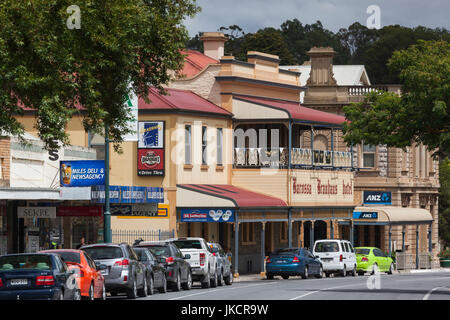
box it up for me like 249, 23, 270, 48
177, 184, 287, 208
234, 95, 347, 126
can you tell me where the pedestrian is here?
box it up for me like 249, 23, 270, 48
76, 236, 85, 249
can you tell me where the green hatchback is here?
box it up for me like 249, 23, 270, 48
355, 247, 395, 275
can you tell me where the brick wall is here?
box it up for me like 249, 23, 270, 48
0, 137, 10, 187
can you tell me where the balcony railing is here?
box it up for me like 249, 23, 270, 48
233, 148, 352, 169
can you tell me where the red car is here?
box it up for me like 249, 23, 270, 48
40, 249, 106, 300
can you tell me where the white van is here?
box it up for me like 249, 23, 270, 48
312, 239, 357, 277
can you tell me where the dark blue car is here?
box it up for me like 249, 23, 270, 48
266, 248, 323, 280
0, 253, 81, 300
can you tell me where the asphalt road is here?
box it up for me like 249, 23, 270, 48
108, 270, 450, 301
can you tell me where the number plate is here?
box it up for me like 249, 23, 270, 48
10, 279, 28, 286
322, 258, 333, 263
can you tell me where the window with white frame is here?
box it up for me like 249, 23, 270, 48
362, 144, 376, 168
217, 128, 223, 166
185, 125, 192, 165
202, 126, 207, 165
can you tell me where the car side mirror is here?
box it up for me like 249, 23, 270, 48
183, 254, 191, 260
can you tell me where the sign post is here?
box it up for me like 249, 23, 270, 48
104, 123, 111, 243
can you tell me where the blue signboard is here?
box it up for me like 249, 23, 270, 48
363, 191, 392, 205
180, 209, 234, 223
60, 160, 105, 187
91, 186, 163, 204
353, 211, 378, 219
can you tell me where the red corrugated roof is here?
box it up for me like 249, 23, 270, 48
234, 95, 347, 126
139, 87, 232, 116
177, 184, 287, 208
179, 50, 219, 78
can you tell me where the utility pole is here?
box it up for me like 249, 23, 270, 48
104, 122, 112, 243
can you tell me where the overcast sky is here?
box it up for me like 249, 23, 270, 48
184, 0, 450, 36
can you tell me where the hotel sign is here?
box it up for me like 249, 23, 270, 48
291, 171, 354, 206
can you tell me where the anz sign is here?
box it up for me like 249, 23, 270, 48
363, 191, 392, 205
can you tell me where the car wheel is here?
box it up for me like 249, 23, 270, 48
201, 272, 211, 289
127, 278, 138, 299
83, 284, 94, 301
217, 270, 224, 286
159, 274, 167, 294
138, 276, 148, 297
352, 265, 357, 277
282, 275, 290, 280
357, 271, 365, 276
172, 271, 182, 291
371, 263, 378, 275
325, 272, 330, 278
315, 265, 323, 279
301, 266, 309, 279
148, 275, 154, 295
210, 270, 218, 288
225, 273, 233, 285
266, 273, 274, 280
341, 266, 346, 277
388, 263, 394, 275
97, 283, 106, 300
182, 271, 192, 290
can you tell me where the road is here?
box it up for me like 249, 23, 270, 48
108, 270, 450, 301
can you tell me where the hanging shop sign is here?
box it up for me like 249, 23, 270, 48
60, 160, 105, 187
363, 191, 392, 205
91, 186, 164, 204
353, 211, 378, 219
137, 121, 165, 176
18, 207, 57, 219
138, 148, 165, 176
57, 206, 102, 217
180, 209, 234, 223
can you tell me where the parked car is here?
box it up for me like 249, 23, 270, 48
81, 243, 148, 299
134, 241, 192, 291
265, 247, 323, 280
170, 237, 218, 289
355, 247, 395, 275
312, 239, 357, 277
0, 253, 80, 300
207, 242, 233, 286
133, 247, 168, 294
40, 249, 106, 300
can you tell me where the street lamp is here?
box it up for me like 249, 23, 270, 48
104, 122, 111, 243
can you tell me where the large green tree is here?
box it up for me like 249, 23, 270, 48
343, 40, 450, 155
439, 158, 450, 248
0, 0, 199, 151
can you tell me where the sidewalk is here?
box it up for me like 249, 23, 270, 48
233, 268, 450, 282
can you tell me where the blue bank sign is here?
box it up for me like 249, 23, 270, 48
363, 191, 392, 205
91, 186, 164, 204
60, 160, 105, 187
180, 209, 235, 223
353, 211, 378, 219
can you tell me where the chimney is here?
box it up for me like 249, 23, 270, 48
200, 32, 228, 60
306, 47, 337, 86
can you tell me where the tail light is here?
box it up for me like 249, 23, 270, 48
200, 253, 205, 266
36, 275, 55, 286
339, 254, 343, 262
0, 277, 3, 288
361, 257, 368, 262
114, 259, 130, 268
166, 257, 174, 265
292, 256, 300, 263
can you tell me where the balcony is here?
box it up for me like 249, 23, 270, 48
346, 85, 402, 103
233, 148, 352, 169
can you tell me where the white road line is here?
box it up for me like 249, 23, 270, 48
394, 276, 450, 282
289, 283, 365, 300
168, 282, 278, 300
423, 286, 446, 300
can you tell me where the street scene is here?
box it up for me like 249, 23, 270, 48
0, 0, 449, 309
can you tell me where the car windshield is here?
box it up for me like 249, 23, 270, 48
172, 240, 202, 249
314, 242, 340, 253
0, 255, 52, 271
146, 246, 171, 257
355, 249, 371, 255
82, 247, 123, 260
51, 251, 81, 264
133, 249, 146, 260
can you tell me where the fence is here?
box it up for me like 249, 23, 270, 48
396, 252, 432, 270
112, 229, 175, 245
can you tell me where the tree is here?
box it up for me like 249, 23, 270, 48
0, 0, 199, 151
343, 40, 450, 155
439, 158, 450, 248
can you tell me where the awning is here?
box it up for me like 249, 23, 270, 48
232, 95, 347, 126
176, 184, 287, 209
351, 206, 434, 225
0, 187, 60, 200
